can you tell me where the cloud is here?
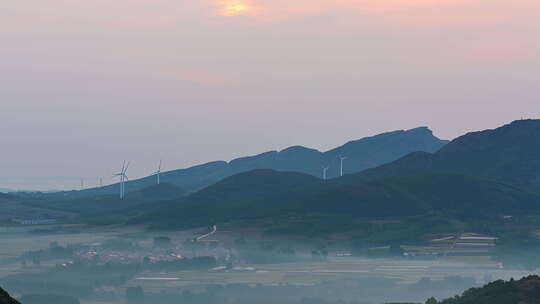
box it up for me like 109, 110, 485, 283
215, 0, 260, 17
209, 0, 466, 21
4, 0, 539, 33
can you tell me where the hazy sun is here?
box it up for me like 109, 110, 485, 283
218, 0, 253, 17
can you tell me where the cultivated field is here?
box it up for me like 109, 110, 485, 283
130, 257, 534, 293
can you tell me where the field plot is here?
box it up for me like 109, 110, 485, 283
0, 224, 537, 304
130, 257, 534, 292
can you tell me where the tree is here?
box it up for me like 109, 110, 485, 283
426, 297, 438, 304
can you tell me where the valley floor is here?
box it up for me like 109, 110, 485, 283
0, 224, 538, 304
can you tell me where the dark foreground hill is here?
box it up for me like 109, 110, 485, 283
431, 275, 540, 304
133, 170, 324, 228
20, 294, 80, 304
49, 126, 446, 198
133, 169, 540, 229
0, 194, 74, 222
133, 120, 540, 230
22, 183, 186, 217
0, 193, 12, 199
0, 287, 19, 304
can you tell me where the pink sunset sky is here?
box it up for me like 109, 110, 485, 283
1, 0, 539, 189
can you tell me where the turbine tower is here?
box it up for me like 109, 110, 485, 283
154, 160, 162, 185
339, 156, 348, 177
113, 161, 130, 199
322, 166, 330, 180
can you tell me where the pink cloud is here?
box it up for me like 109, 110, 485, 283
4, 0, 540, 33
209, 0, 467, 21
207, 0, 540, 32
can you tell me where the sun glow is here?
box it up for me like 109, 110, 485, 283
218, 0, 253, 17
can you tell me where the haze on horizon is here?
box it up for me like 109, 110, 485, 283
1, 0, 539, 190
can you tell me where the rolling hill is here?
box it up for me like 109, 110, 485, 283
48, 126, 447, 198
0, 194, 74, 222
21, 183, 186, 217
133, 119, 540, 230
133, 170, 540, 229
133, 170, 324, 228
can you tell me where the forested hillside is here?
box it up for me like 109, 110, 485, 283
428, 276, 540, 304
358, 119, 540, 192
134, 120, 540, 231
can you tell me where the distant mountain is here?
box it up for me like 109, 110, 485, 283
356, 119, 540, 192
52, 127, 447, 198
432, 275, 540, 304
133, 119, 540, 230
0, 287, 19, 304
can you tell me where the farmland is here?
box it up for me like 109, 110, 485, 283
0, 224, 537, 304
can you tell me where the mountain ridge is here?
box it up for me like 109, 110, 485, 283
132, 119, 540, 231
356, 119, 540, 192
50, 126, 447, 198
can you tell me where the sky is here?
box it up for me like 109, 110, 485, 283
1, 0, 540, 190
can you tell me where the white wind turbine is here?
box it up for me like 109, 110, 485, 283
322, 166, 330, 180
113, 161, 130, 199
339, 156, 348, 177
153, 160, 162, 185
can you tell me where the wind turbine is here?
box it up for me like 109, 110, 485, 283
322, 166, 330, 180
113, 163, 125, 199
339, 156, 348, 177
113, 161, 130, 199
153, 160, 162, 185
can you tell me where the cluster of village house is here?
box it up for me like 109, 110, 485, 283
12, 218, 57, 225
71, 243, 232, 265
